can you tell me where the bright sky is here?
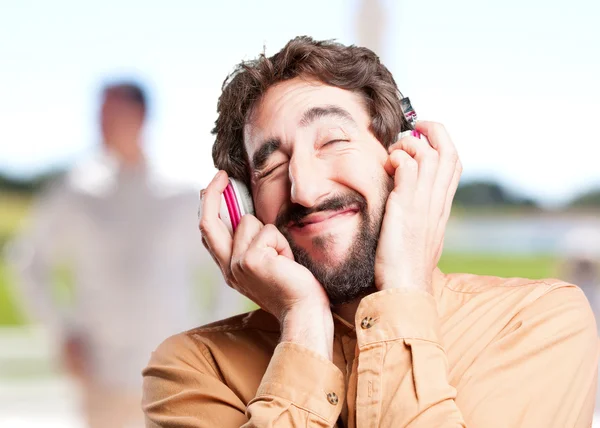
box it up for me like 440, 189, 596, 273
1, 0, 599, 207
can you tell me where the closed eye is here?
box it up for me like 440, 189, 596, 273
323, 139, 349, 147
258, 162, 287, 178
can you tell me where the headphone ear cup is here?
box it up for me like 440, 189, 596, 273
229, 178, 255, 216
219, 194, 233, 234
223, 181, 242, 231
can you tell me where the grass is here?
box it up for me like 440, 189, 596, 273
0, 253, 559, 326
0, 262, 27, 325
438, 252, 558, 279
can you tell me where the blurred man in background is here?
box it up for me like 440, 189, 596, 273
7, 82, 246, 427
559, 226, 600, 411
560, 227, 600, 328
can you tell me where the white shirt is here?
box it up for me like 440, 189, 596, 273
8, 151, 248, 389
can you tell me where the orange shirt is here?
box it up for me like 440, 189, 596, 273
143, 272, 599, 427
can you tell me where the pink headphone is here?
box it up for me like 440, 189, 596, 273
218, 177, 255, 233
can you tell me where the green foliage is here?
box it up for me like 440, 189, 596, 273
0, 170, 64, 194
569, 188, 600, 208
0, 193, 32, 245
453, 180, 539, 208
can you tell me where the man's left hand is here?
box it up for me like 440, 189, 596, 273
375, 121, 462, 293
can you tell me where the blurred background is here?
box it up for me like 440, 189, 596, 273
1, 0, 599, 426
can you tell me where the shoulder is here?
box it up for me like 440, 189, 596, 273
145, 162, 202, 199
443, 270, 589, 299
443, 272, 596, 333
146, 309, 280, 372
65, 153, 118, 196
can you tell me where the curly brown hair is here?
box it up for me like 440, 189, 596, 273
211, 36, 410, 187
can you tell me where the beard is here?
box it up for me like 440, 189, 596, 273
275, 178, 392, 306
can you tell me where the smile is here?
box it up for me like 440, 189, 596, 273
289, 207, 360, 234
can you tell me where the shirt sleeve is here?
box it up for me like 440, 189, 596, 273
353, 285, 599, 427
5, 182, 76, 341
142, 335, 345, 427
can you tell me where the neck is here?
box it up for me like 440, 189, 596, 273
332, 267, 446, 325
333, 300, 362, 325
117, 147, 144, 167
104, 139, 144, 167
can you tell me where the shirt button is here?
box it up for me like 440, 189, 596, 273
327, 392, 339, 405
360, 317, 373, 329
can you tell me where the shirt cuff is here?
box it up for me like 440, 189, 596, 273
355, 288, 442, 348
255, 341, 345, 424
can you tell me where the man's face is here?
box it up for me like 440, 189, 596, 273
244, 78, 393, 305
100, 92, 144, 148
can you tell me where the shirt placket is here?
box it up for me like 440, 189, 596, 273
355, 315, 385, 428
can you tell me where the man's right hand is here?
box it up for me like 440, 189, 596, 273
62, 335, 87, 380
199, 170, 334, 360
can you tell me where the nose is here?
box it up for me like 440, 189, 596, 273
288, 154, 328, 208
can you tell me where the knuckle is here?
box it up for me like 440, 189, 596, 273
223, 271, 236, 287
423, 148, 439, 162
390, 149, 410, 161
262, 223, 278, 234
238, 214, 254, 228
230, 257, 245, 281
240, 251, 260, 272
446, 149, 459, 164
403, 157, 418, 171
391, 150, 408, 163
198, 219, 210, 236
431, 122, 446, 133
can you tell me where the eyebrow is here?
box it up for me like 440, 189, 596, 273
252, 138, 281, 171
251, 105, 357, 172
299, 105, 357, 128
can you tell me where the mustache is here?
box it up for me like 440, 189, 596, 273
275, 192, 367, 229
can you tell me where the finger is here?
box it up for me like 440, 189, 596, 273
429, 152, 459, 223
233, 223, 295, 291
388, 149, 418, 200
417, 122, 459, 220
231, 214, 264, 269
434, 236, 446, 266
198, 170, 233, 265
390, 135, 438, 194
414, 121, 457, 158
248, 223, 295, 261
388, 134, 435, 161
433, 161, 462, 263
201, 236, 222, 267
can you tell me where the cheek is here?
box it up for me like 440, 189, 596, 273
254, 181, 289, 224
331, 147, 388, 198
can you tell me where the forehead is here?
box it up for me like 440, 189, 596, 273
244, 78, 369, 154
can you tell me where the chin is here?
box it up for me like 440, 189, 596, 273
296, 232, 357, 265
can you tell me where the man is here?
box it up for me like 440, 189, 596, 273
142, 37, 599, 427
9, 82, 245, 427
